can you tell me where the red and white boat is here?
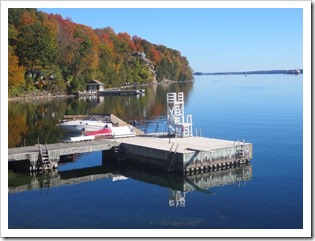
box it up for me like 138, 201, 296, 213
83, 125, 136, 138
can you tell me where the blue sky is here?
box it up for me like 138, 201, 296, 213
38, 7, 303, 73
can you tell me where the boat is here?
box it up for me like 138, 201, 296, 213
59, 113, 111, 132
60, 113, 137, 140
84, 125, 136, 138
111, 125, 136, 138
64, 125, 135, 142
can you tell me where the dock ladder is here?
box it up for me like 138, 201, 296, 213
236, 140, 246, 159
38, 173, 51, 194
113, 145, 127, 162
38, 144, 51, 171
167, 143, 179, 172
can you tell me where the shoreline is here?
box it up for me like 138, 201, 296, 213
8, 79, 194, 102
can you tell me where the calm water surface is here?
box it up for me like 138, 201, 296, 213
8, 74, 303, 229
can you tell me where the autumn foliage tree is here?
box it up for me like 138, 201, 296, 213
8, 8, 193, 96
8, 46, 25, 89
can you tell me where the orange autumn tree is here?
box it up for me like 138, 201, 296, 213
8, 46, 25, 88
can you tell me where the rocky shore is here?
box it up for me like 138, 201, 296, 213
8, 91, 71, 102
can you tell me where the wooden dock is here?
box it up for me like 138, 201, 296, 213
98, 89, 145, 96
8, 139, 115, 171
110, 114, 144, 136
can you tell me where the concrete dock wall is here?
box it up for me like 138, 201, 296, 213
183, 143, 252, 171
121, 143, 184, 171
119, 138, 252, 174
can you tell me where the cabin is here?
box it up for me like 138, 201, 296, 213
86, 79, 105, 92
131, 51, 146, 59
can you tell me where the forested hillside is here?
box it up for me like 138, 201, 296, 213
8, 8, 193, 97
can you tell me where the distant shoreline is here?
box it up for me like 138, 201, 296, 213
194, 69, 303, 76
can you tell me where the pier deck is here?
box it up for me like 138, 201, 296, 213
8, 135, 252, 174
8, 139, 115, 162
119, 135, 243, 153
8, 139, 115, 171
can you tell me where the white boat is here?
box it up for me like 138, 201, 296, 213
84, 125, 136, 138
112, 125, 136, 138
64, 125, 136, 142
59, 114, 111, 132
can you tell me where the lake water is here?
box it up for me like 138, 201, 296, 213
7, 74, 304, 235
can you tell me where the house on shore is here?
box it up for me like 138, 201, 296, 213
86, 79, 105, 92
131, 51, 146, 59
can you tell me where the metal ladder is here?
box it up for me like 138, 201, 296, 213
236, 140, 246, 159
38, 144, 51, 171
166, 143, 179, 172
113, 145, 127, 162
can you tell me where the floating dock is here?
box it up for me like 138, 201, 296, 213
114, 135, 252, 174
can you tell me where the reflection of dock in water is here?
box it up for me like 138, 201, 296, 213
8, 170, 121, 194
9, 159, 252, 204
118, 163, 252, 192
168, 164, 252, 207
184, 164, 252, 192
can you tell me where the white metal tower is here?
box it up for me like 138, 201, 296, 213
167, 92, 193, 137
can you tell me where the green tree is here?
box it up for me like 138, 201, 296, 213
156, 58, 171, 82
41, 65, 66, 92
16, 19, 56, 81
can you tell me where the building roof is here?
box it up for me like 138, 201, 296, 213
87, 79, 105, 86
